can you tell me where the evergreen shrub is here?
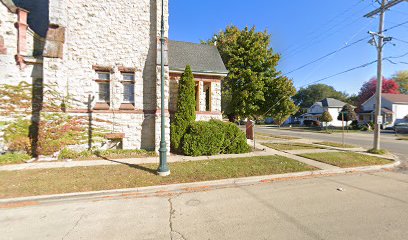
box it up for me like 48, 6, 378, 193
181, 120, 250, 156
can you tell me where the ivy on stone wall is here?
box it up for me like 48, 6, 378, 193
0, 83, 111, 156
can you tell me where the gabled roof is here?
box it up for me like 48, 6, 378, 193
313, 98, 347, 108
382, 93, 408, 104
362, 93, 408, 106
168, 40, 228, 76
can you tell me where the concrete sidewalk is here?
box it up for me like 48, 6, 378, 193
0, 146, 281, 171
0, 137, 397, 172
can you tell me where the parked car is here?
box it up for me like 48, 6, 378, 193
303, 120, 321, 127
394, 122, 408, 134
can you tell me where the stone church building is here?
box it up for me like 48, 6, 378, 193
0, 0, 227, 153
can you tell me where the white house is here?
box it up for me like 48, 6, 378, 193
300, 98, 350, 127
358, 93, 408, 128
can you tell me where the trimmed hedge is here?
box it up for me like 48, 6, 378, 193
181, 120, 251, 156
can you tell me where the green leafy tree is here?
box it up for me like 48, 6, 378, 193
207, 26, 296, 119
293, 84, 349, 109
321, 111, 333, 132
393, 70, 408, 94
170, 65, 196, 153
337, 104, 356, 129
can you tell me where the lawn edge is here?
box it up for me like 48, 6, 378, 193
0, 159, 400, 205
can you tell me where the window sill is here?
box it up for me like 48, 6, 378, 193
119, 103, 135, 110
105, 133, 125, 140
94, 102, 110, 110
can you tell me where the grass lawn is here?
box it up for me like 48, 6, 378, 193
279, 127, 361, 134
262, 143, 322, 151
0, 153, 31, 165
0, 155, 316, 199
315, 142, 356, 148
255, 132, 300, 140
58, 149, 157, 160
397, 137, 408, 141
299, 152, 392, 168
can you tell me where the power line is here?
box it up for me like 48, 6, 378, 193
394, 37, 408, 45
281, 3, 373, 59
264, 59, 378, 117
282, 13, 374, 60
384, 19, 408, 32
304, 60, 378, 86
283, 37, 369, 75
280, 0, 367, 55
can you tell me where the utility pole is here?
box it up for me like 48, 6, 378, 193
364, 0, 407, 151
157, 0, 170, 176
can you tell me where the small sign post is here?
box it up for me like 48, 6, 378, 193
377, 115, 383, 125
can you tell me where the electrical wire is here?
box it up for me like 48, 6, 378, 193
283, 37, 370, 75
281, 3, 372, 57
384, 19, 408, 32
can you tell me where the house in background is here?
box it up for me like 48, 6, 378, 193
358, 93, 408, 128
300, 98, 350, 127
0, 0, 226, 153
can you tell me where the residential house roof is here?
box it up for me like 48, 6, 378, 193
359, 107, 393, 115
314, 98, 347, 108
361, 93, 408, 106
382, 93, 408, 104
168, 40, 228, 75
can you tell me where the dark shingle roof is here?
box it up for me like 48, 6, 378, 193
317, 98, 347, 108
382, 94, 408, 103
168, 40, 228, 75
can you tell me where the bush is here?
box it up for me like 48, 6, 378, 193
170, 65, 196, 153
181, 120, 251, 156
0, 152, 31, 165
350, 120, 360, 130
4, 114, 86, 156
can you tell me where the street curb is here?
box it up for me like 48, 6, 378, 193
0, 159, 400, 205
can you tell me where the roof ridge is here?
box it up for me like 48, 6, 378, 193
169, 40, 217, 48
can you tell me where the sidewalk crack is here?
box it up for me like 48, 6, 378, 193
168, 196, 186, 240
62, 214, 85, 240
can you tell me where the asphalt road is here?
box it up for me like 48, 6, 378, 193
1, 171, 408, 240
255, 126, 408, 173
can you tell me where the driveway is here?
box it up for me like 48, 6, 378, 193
255, 126, 408, 173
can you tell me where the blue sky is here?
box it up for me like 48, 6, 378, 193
169, 0, 408, 95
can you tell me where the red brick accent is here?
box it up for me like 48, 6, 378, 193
119, 103, 135, 110
105, 133, 125, 140
169, 72, 222, 82
169, 110, 222, 115
16, 8, 29, 54
92, 65, 113, 72
118, 67, 136, 73
93, 102, 110, 110
0, 36, 6, 54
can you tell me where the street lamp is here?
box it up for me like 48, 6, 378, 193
157, 0, 170, 176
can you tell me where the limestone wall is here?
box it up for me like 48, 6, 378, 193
42, 0, 169, 151
0, 4, 43, 86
